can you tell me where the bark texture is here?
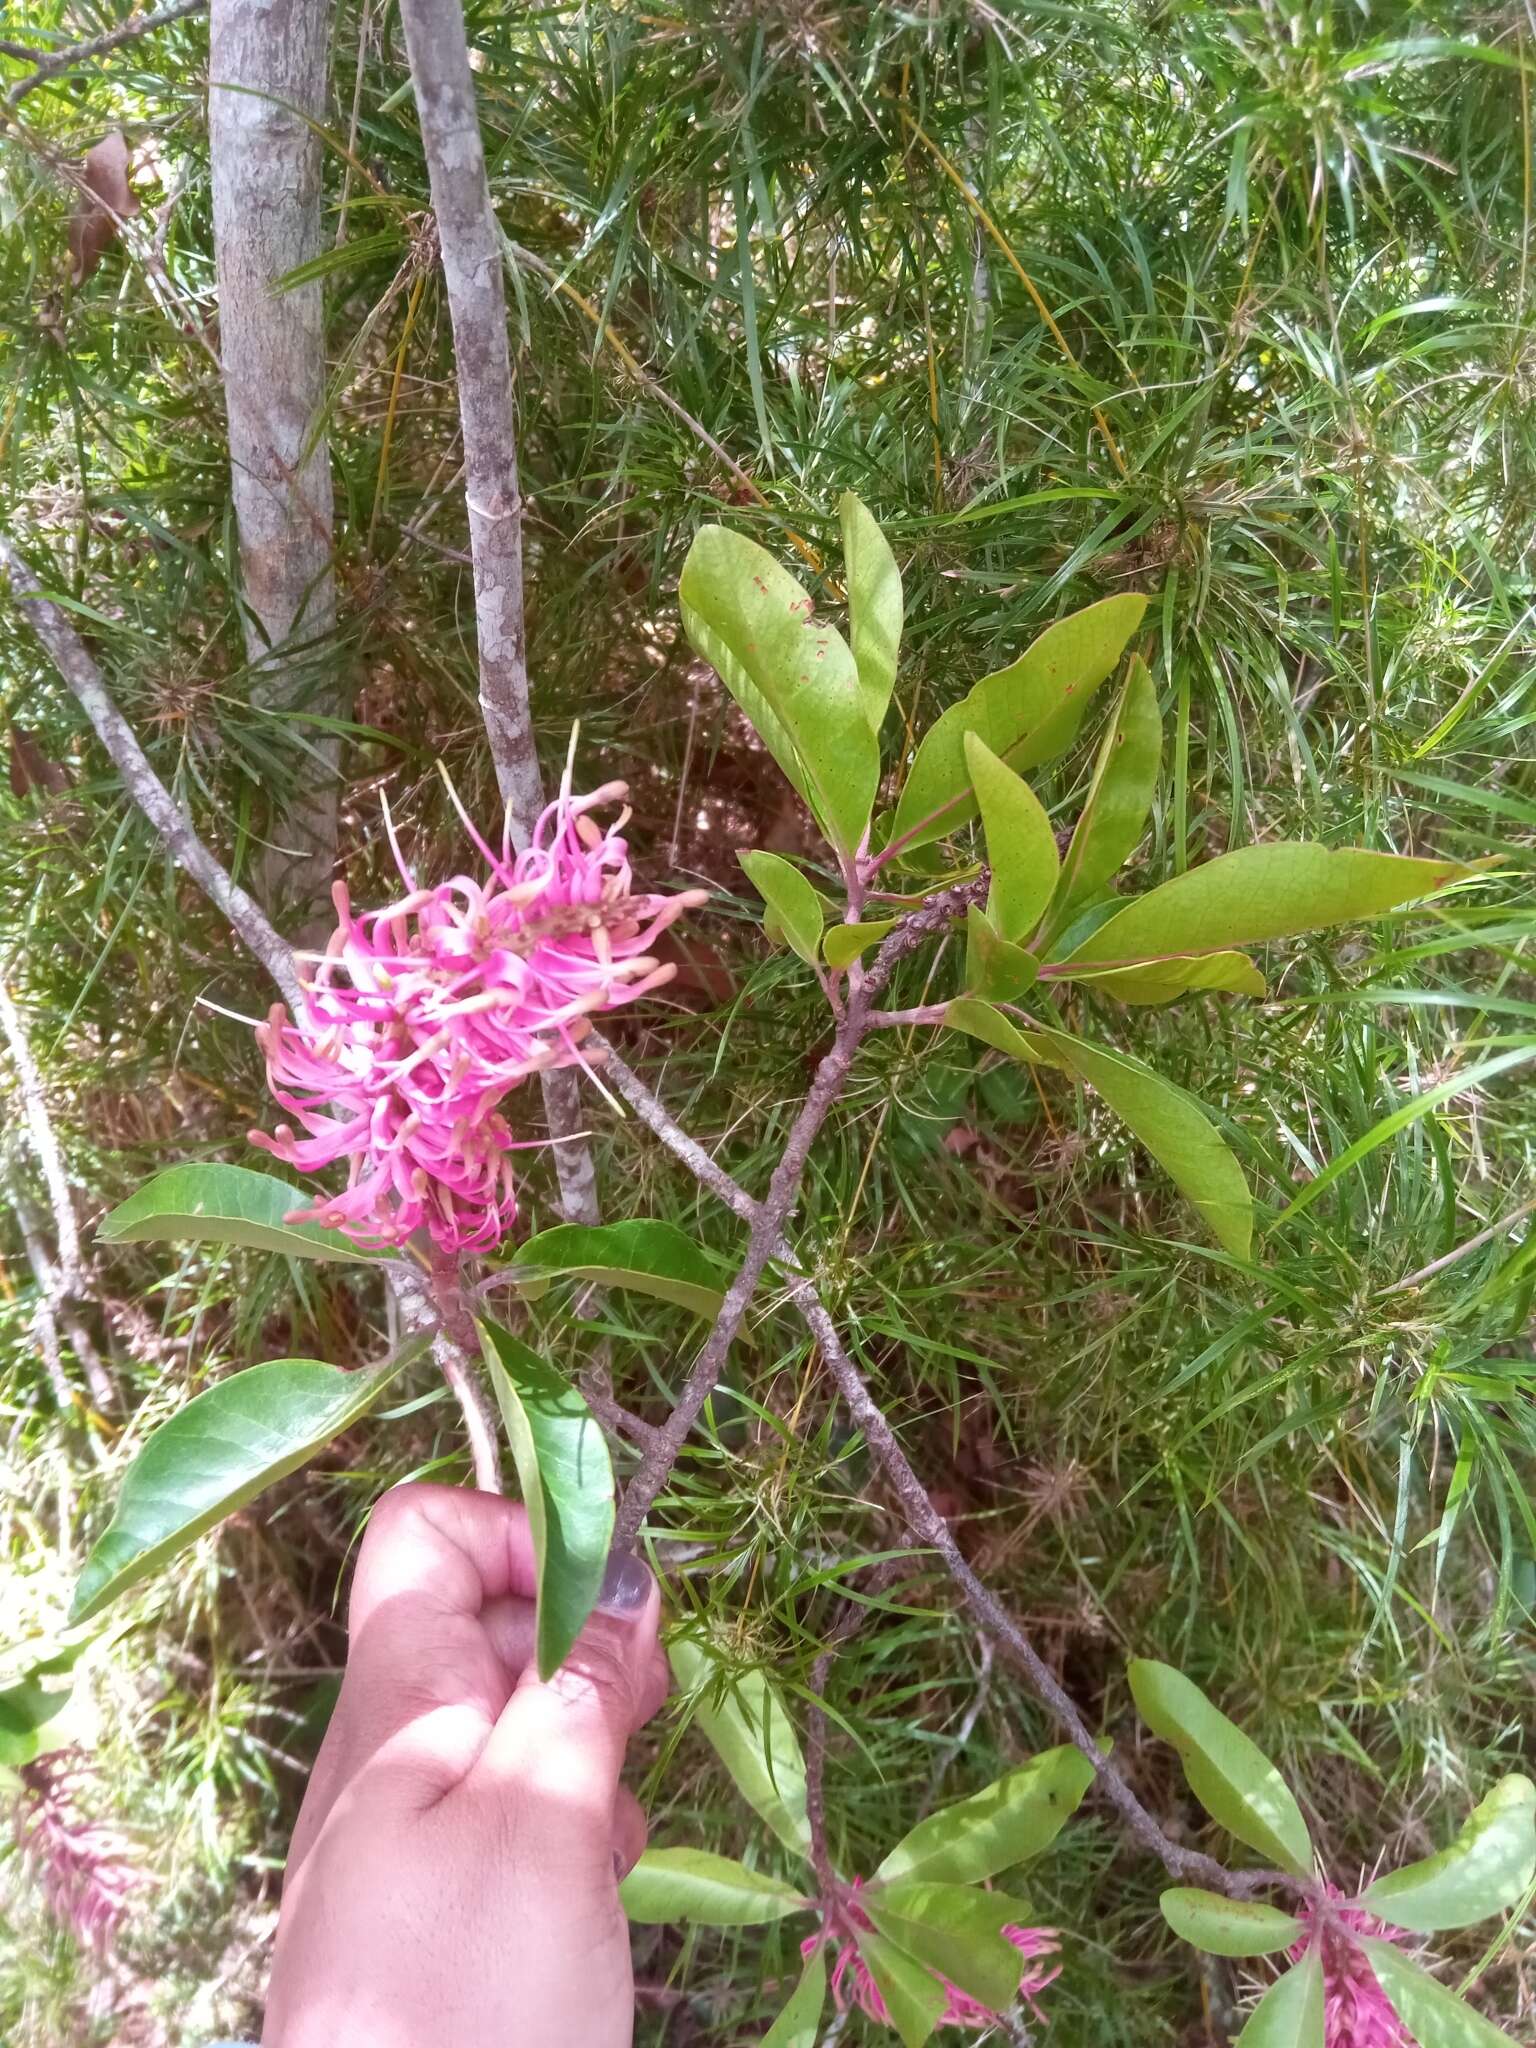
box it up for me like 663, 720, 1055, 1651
209, 0, 339, 922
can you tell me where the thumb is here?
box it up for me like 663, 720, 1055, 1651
473, 1552, 660, 1863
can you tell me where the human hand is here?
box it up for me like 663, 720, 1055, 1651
261, 1482, 666, 2048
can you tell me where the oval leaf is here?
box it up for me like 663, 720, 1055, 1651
71, 1348, 416, 1622
1034, 1027, 1254, 1258
480, 1319, 615, 1681
1055, 951, 1266, 1005
1362, 1774, 1536, 1933
1159, 1888, 1304, 1956
680, 524, 879, 852
875, 1745, 1094, 1887
1129, 1660, 1312, 1878
944, 996, 1055, 1065
620, 1848, 807, 1926
964, 732, 1060, 942
1050, 653, 1162, 928
1359, 1938, 1519, 2047
840, 492, 902, 731
669, 1638, 811, 1859
98, 1163, 380, 1263
854, 1928, 947, 2048
888, 593, 1148, 858
739, 850, 827, 967
762, 1947, 827, 2047
825, 917, 897, 969
1064, 843, 1470, 969
1235, 1950, 1325, 2047
964, 905, 1040, 1002
866, 1882, 1038, 2014
503, 1219, 733, 1322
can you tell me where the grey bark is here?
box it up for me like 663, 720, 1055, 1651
209, 0, 339, 924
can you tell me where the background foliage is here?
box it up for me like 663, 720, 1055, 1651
1, 1, 1533, 2041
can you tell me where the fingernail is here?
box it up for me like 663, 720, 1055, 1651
596, 1550, 653, 1618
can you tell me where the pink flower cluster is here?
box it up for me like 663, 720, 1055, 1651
250, 783, 704, 1256
804, 1878, 1060, 2031
16, 1749, 149, 1955
1290, 1890, 1408, 2048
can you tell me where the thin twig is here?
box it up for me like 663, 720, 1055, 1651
3, 0, 207, 112
0, 976, 82, 1287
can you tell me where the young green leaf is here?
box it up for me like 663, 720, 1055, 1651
1054, 951, 1266, 1005
71, 1348, 418, 1622
1063, 843, 1470, 969
874, 1745, 1094, 1886
1362, 1774, 1536, 1932
963, 732, 1059, 942
503, 1219, 733, 1322
669, 1638, 812, 1859
824, 917, 898, 969
1049, 653, 1162, 927
854, 1928, 947, 2048
619, 1848, 808, 1925
865, 1882, 1038, 2013
0, 1667, 75, 1769
97, 1163, 381, 1263
1359, 1939, 1519, 2046
680, 524, 879, 852
964, 905, 1039, 1002
840, 492, 902, 732
944, 997, 1054, 1064
761, 1947, 827, 2048
887, 594, 1148, 858
1159, 1888, 1305, 1956
739, 850, 827, 967
1234, 1950, 1325, 2046
1129, 1660, 1312, 1877
479, 1320, 615, 1681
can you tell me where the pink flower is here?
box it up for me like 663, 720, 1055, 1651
1290, 1889, 1408, 2047
15, 1749, 149, 1955
249, 781, 704, 1255
803, 1878, 1060, 2031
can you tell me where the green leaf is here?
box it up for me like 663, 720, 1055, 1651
1159, 1888, 1304, 1956
1050, 653, 1162, 927
825, 917, 897, 969
866, 1882, 1038, 2013
1033, 1027, 1254, 1257
841, 491, 902, 731
1063, 843, 1470, 969
963, 732, 1060, 942
739, 850, 827, 967
504, 1219, 732, 1322
0, 1669, 74, 1768
71, 1348, 417, 1622
964, 906, 1040, 1002
1129, 1660, 1312, 1877
1055, 952, 1266, 1005
875, 1745, 1094, 1886
1362, 1775, 1536, 1932
479, 1320, 615, 1681
619, 1848, 807, 1925
680, 524, 879, 852
854, 1928, 948, 2048
97, 1163, 381, 1263
1234, 1951, 1325, 2047
669, 1639, 811, 1859
944, 996, 1054, 1064
887, 594, 1148, 858
761, 1948, 827, 2048
1360, 1938, 1519, 2047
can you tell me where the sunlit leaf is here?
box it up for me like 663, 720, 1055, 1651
1054, 951, 1266, 1004
841, 492, 902, 731
1129, 1660, 1312, 1876
739, 850, 827, 966
1359, 1939, 1519, 2046
620, 1848, 808, 1925
1362, 1775, 1536, 1932
680, 524, 879, 852
98, 1163, 380, 1263
1159, 1888, 1304, 1955
855, 1927, 947, 2048
875, 1745, 1094, 1886
71, 1347, 419, 1622
887, 594, 1148, 858
964, 732, 1059, 942
505, 1219, 732, 1322
866, 1882, 1037, 2012
669, 1638, 811, 1859
825, 917, 897, 969
480, 1320, 615, 1681
761, 1947, 827, 2047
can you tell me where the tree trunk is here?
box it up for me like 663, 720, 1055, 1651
209, 0, 339, 927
